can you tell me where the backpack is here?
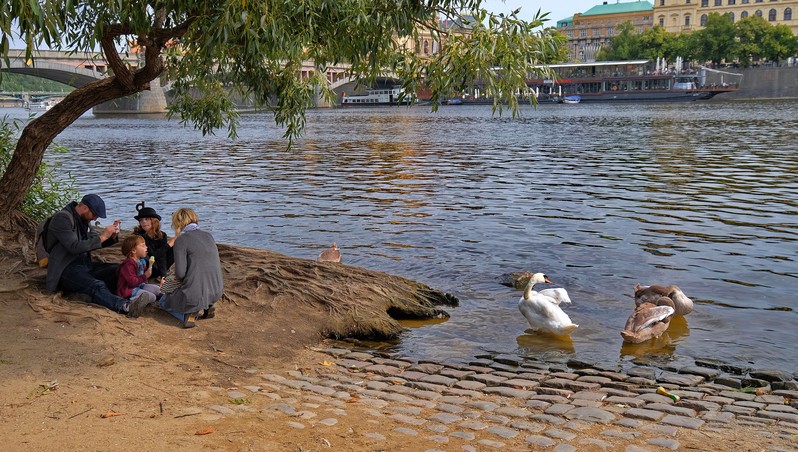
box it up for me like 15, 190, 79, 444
35, 216, 55, 268
35, 212, 74, 268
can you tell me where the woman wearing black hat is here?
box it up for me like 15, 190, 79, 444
132, 202, 173, 279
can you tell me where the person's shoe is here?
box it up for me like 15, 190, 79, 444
182, 313, 197, 329
201, 306, 216, 319
126, 296, 150, 318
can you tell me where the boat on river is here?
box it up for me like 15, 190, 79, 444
529, 60, 741, 103
561, 95, 581, 104
341, 86, 412, 107
27, 99, 57, 111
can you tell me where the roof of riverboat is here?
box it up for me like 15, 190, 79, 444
542, 60, 651, 69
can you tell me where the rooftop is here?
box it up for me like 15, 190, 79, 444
557, 16, 574, 28
581, 0, 654, 17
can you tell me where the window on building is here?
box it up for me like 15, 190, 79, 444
423, 40, 429, 54
714, 0, 722, 5
755, 0, 763, 3
581, 29, 587, 37
741, 10, 749, 17
687, 0, 691, 4
701, 0, 709, 6
701, 14, 708, 26
756, 9, 763, 16
608, 27, 614, 35
685, 15, 691, 26
742, 0, 749, 4
768, 8, 776, 20
660, 0, 665, 5
659, 16, 665, 26
728, 12, 735, 21
786, 8, 793, 20
728, 0, 736, 5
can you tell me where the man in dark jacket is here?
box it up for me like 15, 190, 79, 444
45, 194, 150, 317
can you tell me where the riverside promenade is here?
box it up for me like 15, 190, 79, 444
203, 346, 798, 451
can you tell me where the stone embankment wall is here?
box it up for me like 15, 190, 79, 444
93, 77, 168, 114
722, 66, 798, 100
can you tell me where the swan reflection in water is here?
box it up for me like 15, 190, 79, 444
620, 315, 690, 359
517, 331, 576, 355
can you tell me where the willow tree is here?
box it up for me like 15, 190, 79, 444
0, 1, 553, 230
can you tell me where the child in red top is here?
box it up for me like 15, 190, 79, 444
117, 235, 161, 307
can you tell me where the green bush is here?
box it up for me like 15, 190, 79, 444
0, 116, 78, 221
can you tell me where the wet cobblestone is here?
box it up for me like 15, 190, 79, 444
197, 346, 798, 449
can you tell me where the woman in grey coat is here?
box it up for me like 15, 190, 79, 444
159, 208, 224, 328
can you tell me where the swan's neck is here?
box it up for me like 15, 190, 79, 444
670, 290, 692, 307
523, 282, 537, 300
656, 296, 676, 309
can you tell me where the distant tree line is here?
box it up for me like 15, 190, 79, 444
0, 73, 73, 93
595, 13, 798, 67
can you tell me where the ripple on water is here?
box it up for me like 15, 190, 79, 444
4, 100, 793, 370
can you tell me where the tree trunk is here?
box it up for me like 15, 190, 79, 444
0, 76, 155, 230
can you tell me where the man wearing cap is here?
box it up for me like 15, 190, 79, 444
45, 194, 150, 317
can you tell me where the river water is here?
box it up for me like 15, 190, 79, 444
6, 100, 798, 372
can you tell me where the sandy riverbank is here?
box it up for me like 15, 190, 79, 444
1, 236, 796, 450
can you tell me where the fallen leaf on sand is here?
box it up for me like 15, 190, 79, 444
27, 381, 59, 399
345, 396, 360, 403
101, 411, 121, 418
195, 428, 215, 435
96, 356, 115, 367
322, 360, 334, 366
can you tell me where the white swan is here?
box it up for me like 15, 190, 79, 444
518, 273, 579, 335
634, 284, 693, 316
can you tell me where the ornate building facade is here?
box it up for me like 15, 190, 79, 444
556, 1, 655, 61
655, 0, 798, 34
556, 0, 798, 62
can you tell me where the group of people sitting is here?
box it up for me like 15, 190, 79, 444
44, 194, 224, 328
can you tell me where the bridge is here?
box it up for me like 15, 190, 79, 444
1, 49, 168, 113
2, 49, 125, 85
2, 48, 401, 111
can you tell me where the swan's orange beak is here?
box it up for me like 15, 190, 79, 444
544, 276, 552, 284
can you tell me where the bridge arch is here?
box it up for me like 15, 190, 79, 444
2, 60, 103, 87
2, 49, 166, 113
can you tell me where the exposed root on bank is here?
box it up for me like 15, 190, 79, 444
1, 228, 460, 342
213, 244, 458, 340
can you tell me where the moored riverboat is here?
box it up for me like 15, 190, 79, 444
341, 86, 412, 107
27, 99, 57, 111
529, 60, 741, 103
